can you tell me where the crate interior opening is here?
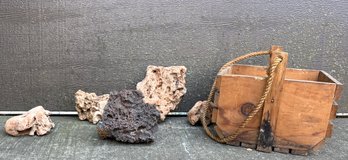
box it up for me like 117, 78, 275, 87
224, 64, 336, 83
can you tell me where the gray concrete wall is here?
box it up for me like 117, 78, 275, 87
0, 0, 347, 112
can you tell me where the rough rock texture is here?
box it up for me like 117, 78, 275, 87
136, 65, 187, 121
4, 106, 55, 136
187, 101, 213, 125
96, 90, 160, 143
75, 90, 109, 124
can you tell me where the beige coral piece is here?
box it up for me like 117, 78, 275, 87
137, 65, 187, 121
4, 106, 55, 136
187, 101, 212, 125
75, 90, 109, 124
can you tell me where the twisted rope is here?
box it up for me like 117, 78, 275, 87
200, 51, 283, 143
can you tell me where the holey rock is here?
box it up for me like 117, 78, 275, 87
97, 90, 160, 143
187, 101, 213, 125
4, 106, 55, 136
136, 65, 187, 120
75, 90, 109, 124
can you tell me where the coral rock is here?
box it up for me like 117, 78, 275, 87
75, 90, 109, 124
187, 101, 213, 125
97, 90, 160, 143
136, 65, 187, 120
4, 106, 55, 136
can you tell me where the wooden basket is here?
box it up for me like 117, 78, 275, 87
209, 46, 343, 155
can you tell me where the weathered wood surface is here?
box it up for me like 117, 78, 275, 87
213, 59, 341, 153
257, 46, 287, 152
274, 80, 336, 150
231, 65, 320, 81
215, 74, 265, 144
0, 116, 347, 159
0, 0, 347, 112
318, 71, 344, 101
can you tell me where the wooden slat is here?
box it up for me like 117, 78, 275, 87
326, 101, 338, 138
273, 147, 290, 154
226, 141, 241, 146
230, 65, 320, 81
215, 75, 222, 90
325, 122, 333, 138
257, 46, 288, 153
211, 108, 218, 123
212, 77, 222, 124
241, 143, 257, 149
215, 74, 265, 145
290, 149, 309, 156
318, 71, 343, 101
330, 101, 338, 120
274, 80, 336, 149
231, 65, 267, 77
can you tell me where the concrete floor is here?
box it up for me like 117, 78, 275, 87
0, 116, 347, 160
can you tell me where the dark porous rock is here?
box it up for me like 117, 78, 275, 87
96, 90, 160, 143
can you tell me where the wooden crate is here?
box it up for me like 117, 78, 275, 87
210, 46, 342, 155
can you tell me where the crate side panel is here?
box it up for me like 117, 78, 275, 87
274, 80, 336, 149
215, 75, 265, 144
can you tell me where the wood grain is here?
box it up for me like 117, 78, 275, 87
318, 71, 343, 101
274, 80, 336, 150
257, 46, 288, 152
214, 52, 342, 153
231, 65, 320, 81
215, 74, 265, 144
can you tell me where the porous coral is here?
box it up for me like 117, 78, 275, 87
136, 65, 187, 120
75, 90, 109, 124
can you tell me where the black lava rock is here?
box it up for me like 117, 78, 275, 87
96, 90, 160, 143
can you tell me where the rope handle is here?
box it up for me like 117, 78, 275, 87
200, 50, 284, 143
